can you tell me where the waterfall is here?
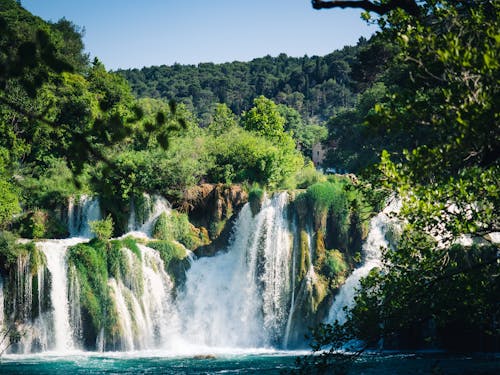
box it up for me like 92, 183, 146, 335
8, 253, 51, 353
108, 245, 177, 351
327, 198, 401, 325
139, 245, 178, 347
178, 192, 293, 348
68, 265, 82, 344
108, 279, 135, 351
283, 223, 317, 348
127, 194, 171, 236
68, 195, 101, 238
38, 239, 84, 352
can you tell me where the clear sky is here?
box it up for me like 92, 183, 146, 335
22, 0, 375, 70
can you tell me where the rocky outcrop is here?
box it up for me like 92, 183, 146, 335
178, 184, 248, 257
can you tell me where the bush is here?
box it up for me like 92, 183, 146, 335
322, 249, 347, 279
90, 215, 114, 240
287, 161, 326, 190
68, 240, 111, 340
0, 178, 20, 228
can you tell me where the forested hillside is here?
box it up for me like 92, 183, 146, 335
117, 45, 364, 124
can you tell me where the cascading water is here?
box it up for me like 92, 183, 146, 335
68, 195, 101, 238
127, 194, 171, 236
106, 244, 178, 351
327, 198, 401, 325
38, 238, 85, 352
1, 188, 402, 355
177, 192, 293, 348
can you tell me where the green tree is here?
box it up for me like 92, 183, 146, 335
301, 1, 500, 370
207, 103, 238, 136
242, 96, 286, 140
90, 215, 114, 241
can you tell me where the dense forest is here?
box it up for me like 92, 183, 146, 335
0, 0, 498, 371
117, 47, 360, 124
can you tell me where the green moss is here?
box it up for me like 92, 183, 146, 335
148, 240, 188, 286
152, 212, 169, 240
298, 230, 310, 284
322, 249, 347, 280
313, 230, 327, 270
0, 231, 29, 271
152, 211, 203, 250
148, 240, 186, 266
248, 186, 264, 216
67, 240, 113, 339
28, 242, 45, 276
312, 275, 328, 312
120, 236, 141, 259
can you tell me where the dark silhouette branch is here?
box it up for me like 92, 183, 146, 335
311, 0, 421, 17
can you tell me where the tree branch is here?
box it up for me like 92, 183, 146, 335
311, 0, 420, 17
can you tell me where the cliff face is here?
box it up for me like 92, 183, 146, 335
179, 184, 248, 257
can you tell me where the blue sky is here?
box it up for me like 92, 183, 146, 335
22, 0, 375, 70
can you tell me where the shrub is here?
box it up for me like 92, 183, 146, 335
322, 249, 347, 279
90, 215, 114, 240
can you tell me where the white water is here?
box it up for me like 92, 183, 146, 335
38, 238, 85, 352
178, 193, 293, 348
107, 245, 178, 351
108, 279, 135, 351
3, 191, 405, 355
140, 245, 178, 348
68, 195, 101, 238
327, 198, 401, 325
127, 194, 171, 236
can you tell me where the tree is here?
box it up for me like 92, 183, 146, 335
312, 0, 420, 16
241, 96, 286, 140
207, 103, 237, 136
301, 0, 500, 369
90, 215, 114, 241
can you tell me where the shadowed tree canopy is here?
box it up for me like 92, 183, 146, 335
312, 0, 420, 16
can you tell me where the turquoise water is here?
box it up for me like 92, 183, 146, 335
0, 352, 498, 374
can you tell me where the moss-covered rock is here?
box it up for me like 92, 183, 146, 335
67, 240, 114, 349
181, 183, 247, 240
148, 240, 190, 288
17, 210, 68, 239
152, 211, 207, 250
248, 186, 264, 216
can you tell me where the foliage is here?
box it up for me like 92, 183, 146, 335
68, 240, 112, 340
207, 103, 238, 136
0, 231, 30, 270
89, 214, 114, 241
152, 211, 201, 250
241, 96, 286, 140
288, 161, 326, 189
18, 157, 88, 210
278, 104, 328, 158
148, 239, 187, 266
322, 249, 347, 279
0, 177, 19, 228
304, 0, 500, 365
117, 47, 362, 124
